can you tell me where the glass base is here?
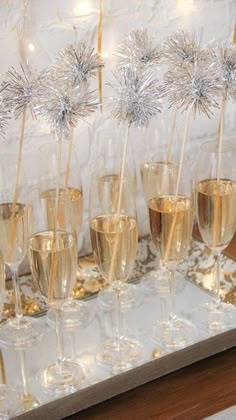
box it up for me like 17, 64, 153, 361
98, 283, 143, 311
47, 300, 92, 330
152, 317, 198, 350
96, 337, 145, 371
0, 385, 20, 419
198, 301, 236, 334
0, 317, 42, 349
142, 271, 185, 296
37, 360, 86, 397
20, 392, 40, 412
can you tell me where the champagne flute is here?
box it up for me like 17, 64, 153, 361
148, 159, 196, 349
141, 151, 181, 298
94, 125, 142, 311
0, 155, 42, 349
0, 251, 21, 418
89, 170, 145, 370
195, 140, 236, 332
140, 115, 179, 199
39, 142, 91, 330
28, 184, 86, 395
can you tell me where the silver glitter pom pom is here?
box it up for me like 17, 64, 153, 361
109, 66, 162, 127
55, 41, 102, 89
0, 106, 10, 139
116, 29, 162, 70
212, 43, 236, 98
164, 64, 222, 117
0, 85, 11, 139
163, 30, 201, 67
35, 81, 98, 141
1, 63, 44, 119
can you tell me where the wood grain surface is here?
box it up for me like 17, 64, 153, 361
72, 347, 236, 420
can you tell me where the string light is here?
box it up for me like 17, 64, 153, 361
176, 0, 197, 14
28, 43, 35, 52
74, 2, 92, 17
101, 51, 109, 59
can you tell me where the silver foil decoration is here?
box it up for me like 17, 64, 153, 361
35, 81, 98, 141
163, 30, 201, 67
1, 63, 44, 119
212, 43, 236, 98
116, 29, 162, 70
164, 63, 222, 118
0, 84, 10, 139
55, 42, 102, 89
109, 66, 162, 127
0, 105, 10, 139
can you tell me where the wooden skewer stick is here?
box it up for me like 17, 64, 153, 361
0, 350, 6, 385
64, 129, 74, 188
216, 19, 236, 145
165, 107, 178, 163
108, 125, 130, 283
48, 139, 62, 301
216, 94, 226, 183
213, 92, 227, 249
6, 109, 27, 262
233, 16, 236, 44
116, 126, 129, 215
97, 0, 104, 113
164, 106, 192, 262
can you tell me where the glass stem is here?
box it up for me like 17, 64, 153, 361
113, 287, 122, 348
168, 270, 176, 325
70, 330, 77, 361
19, 349, 29, 398
159, 297, 165, 323
55, 308, 65, 374
156, 267, 169, 324
11, 266, 23, 320
213, 251, 221, 308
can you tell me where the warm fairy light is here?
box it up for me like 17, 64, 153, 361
152, 349, 162, 359
74, 2, 92, 16
28, 43, 35, 51
177, 0, 197, 14
101, 51, 108, 58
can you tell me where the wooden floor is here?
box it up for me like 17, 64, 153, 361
69, 347, 236, 419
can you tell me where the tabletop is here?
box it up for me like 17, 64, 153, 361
69, 231, 236, 420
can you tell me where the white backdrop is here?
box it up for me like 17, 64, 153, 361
0, 0, 235, 254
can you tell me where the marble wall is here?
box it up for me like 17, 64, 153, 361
0, 0, 235, 254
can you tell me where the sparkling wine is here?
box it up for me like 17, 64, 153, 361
41, 187, 83, 236
141, 161, 178, 198
0, 203, 27, 264
148, 195, 194, 264
28, 230, 77, 303
196, 178, 236, 250
90, 214, 138, 282
98, 174, 136, 214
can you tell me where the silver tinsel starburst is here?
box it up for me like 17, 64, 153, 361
0, 84, 11, 138
164, 64, 222, 118
0, 106, 10, 139
163, 30, 201, 67
35, 81, 98, 141
109, 66, 162, 127
55, 41, 102, 89
1, 63, 43, 119
212, 43, 236, 98
116, 29, 162, 70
